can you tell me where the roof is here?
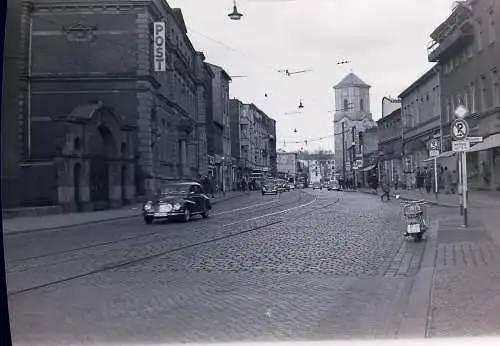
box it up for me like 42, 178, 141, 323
172, 8, 187, 34
206, 63, 232, 82
377, 108, 401, 124
398, 66, 438, 99
334, 72, 370, 89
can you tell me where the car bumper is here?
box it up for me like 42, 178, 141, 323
144, 211, 185, 218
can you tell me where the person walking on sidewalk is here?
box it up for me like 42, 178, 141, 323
416, 167, 424, 193
381, 174, 391, 201
481, 161, 491, 190
442, 166, 451, 194
424, 167, 433, 194
451, 169, 458, 194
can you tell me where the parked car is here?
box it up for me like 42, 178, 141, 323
288, 183, 295, 191
262, 180, 278, 195
312, 182, 322, 190
328, 179, 341, 191
143, 182, 211, 224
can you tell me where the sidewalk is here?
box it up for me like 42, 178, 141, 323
2, 191, 250, 235
427, 209, 500, 337
357, 187, 500, 209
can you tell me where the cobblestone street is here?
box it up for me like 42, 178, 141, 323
3, 189, 479, 345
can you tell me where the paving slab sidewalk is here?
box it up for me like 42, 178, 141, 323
427, 211, 500, 337
2, 191, 249, 235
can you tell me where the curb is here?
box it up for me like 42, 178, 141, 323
356, 189, 458, 208
3, 192, 249, 236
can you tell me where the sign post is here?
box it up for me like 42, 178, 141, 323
452, 106, 470, 226
429, 138, 440, 197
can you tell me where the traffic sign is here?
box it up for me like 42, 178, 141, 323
430, 138, 440, 150
451, 119, 469, 140
466, 136, 483, 143
452, 140, 471, 152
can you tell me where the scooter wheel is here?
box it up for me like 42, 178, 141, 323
413, 234, 423, 242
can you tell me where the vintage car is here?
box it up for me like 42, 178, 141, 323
143, 182, 211, 224
261, 180, 279, 195
328, 179, 341, 191
312, 182, 322, 190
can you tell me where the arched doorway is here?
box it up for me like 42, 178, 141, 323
74, 163, 82, 211
89, 125, 116, 210
121, 165, 127, 204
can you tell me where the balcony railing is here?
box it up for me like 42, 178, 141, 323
428, 20, 474, 62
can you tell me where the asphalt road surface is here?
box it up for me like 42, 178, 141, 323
5, 189, 445, 345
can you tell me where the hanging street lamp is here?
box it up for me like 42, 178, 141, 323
228, 1, 243, 20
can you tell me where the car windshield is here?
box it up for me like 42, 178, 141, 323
161, 184, 190, 194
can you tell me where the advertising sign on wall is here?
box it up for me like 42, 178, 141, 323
153, 22, 166, 72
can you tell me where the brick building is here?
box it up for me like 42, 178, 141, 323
428, 0, 500, 190
12, 0, 211, 210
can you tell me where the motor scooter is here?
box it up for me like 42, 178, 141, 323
396, 196, 428, 242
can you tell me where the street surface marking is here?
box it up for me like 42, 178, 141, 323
222, 196, 317, 227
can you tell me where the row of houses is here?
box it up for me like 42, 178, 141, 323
358, 0, 500, 191
1, 0, 276, 211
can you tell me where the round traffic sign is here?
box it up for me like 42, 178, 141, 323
451, 118, 469, 140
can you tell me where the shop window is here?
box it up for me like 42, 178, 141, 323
73, 137, 81, 152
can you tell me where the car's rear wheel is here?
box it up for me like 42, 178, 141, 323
144, 216, 153, 224
183, 208, 191, 222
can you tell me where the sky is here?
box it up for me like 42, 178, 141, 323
168, 0, 455, 152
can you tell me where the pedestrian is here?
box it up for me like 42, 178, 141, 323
424, 167, 432, 194
481, 161, 491, 190
451, 169, 458, 194
371, 173, 378, 193
416, 167, 424, 193
442, 166, 451, 194
381, 174, 390, 201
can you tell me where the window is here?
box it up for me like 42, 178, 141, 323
343, 99, 349, 111
489, 12, 496, 44
360, 98, 364, 111
470, 83, 476, 113
479, 75, 488, 111
491, 70, 500, 107
466, 44, 473, 59
477, 19, 483, 51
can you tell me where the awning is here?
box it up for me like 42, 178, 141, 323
424, 150, 456, 162
469, 133, 500, 152
359, 164, 376, 172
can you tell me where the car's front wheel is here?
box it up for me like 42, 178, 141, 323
144, 216, 153, 224
202, 207, 210, 218
183, 208, 191, 222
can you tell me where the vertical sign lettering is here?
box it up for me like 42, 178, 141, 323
153, 22, 166, 72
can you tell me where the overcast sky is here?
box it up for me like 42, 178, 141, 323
168, 0, 454, 152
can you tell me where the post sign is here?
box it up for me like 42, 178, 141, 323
451, 118, 469, 140
153, 22, 166, 72
452, 140, 471, 152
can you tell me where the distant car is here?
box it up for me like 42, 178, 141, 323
143, 182, 211, 224
312, 182, 322, 190
262, 180, 278, 195
328, 180, 341, 191
288, 183, 295, 191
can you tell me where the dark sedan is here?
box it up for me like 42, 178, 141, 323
143, 182, 211, 224
261, 180, 278, 195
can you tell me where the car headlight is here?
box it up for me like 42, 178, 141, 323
173, 202, 182, 210
144, 201, 152, 211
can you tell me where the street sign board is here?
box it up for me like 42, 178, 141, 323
429, 149, 440, 157
153, 22, 167, 72
466, 136, 483, 143
452, 140, 471, 152
451, 119, 469, 140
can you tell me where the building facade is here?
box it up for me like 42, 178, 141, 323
229, 98, 242, 188
333, 72, 376, 180
398, 67, 442, 188
359, 125, 378, 186
428, 0, 500, 190
2, 0, 23, 208
377, 108, 403, 186
13, 0, 211, 210
207, 63, 232, 191
239, 103, 276, 178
